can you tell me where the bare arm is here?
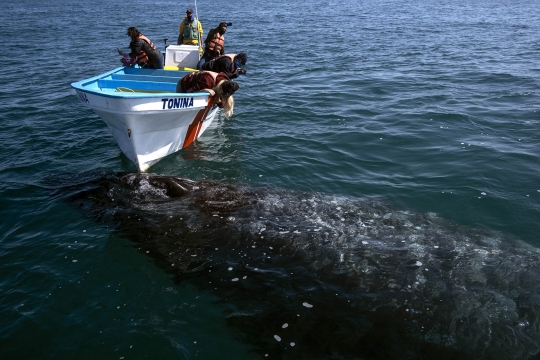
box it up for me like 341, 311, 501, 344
203, 88, 215, 96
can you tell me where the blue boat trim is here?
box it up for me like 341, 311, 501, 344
71, 66, 209, 99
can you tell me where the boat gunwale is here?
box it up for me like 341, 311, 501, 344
70, 66, 209, 100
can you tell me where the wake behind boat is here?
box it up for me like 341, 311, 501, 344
71, 45, 218, 172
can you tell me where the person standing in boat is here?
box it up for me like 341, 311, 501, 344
177, 8, 203, 46
197, 22, 227, 70
119, 27, 164, 69
201, 53, 247, 79
176, 71, 239, 118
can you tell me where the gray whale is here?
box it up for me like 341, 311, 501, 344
70, 173, 540, 360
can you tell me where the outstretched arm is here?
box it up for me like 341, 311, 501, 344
220, 58, 239, 79
203, 88, 215, 96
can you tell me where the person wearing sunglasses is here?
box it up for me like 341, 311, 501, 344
177, 8, 203, 45
201, 52, 247, 79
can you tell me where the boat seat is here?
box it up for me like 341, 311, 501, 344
123, 67, 191, 77
97, 79, 177, 92
111, 74, 180, 83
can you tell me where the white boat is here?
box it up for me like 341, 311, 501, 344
71, 45, 218, 172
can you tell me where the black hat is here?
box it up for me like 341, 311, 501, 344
235, 53, 248, 65
186, 8, 193, 13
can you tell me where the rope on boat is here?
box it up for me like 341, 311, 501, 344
116, 87, 135, 92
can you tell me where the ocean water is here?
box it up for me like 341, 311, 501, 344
0, 0, 539, 359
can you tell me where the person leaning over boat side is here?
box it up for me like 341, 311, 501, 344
119, 27, 164, 69
197, 22, 227, 70
176, 71, 239, 118
177, 8, 203, 45
201, 53, 247, 79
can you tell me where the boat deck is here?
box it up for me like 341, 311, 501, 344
73, 67, 202, 97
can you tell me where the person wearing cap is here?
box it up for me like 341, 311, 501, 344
197, 22, 227, 69
177, 8, 203, 45
176, 71, 239, 118
201, 53, 247, 80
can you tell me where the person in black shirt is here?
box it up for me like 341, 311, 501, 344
201, 52, 247, 79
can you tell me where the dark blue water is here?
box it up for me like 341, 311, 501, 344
1, 0, 539, 358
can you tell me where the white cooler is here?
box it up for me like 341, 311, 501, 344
164, 45, 200, 70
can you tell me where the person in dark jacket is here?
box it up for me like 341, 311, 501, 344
177, 71, 239, 118
118, 27, 164, 69
201, 53, 247, 79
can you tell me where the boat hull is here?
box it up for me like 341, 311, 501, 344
93, 102, 218, 171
